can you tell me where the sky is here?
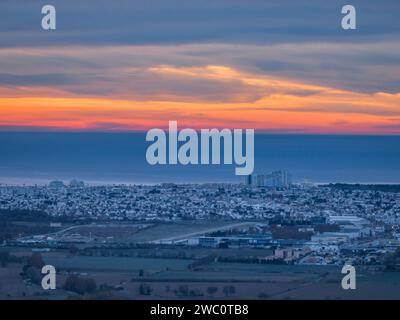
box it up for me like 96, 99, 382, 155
1, 0, 400, 134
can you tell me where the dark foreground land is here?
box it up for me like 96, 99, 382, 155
2, 246, 400, 300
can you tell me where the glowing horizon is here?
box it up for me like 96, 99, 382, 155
1, 63, 399, 134
1, 1, 400, 134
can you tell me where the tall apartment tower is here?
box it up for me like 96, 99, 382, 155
244, 174, 252, 186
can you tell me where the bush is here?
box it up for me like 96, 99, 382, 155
25, 266, 42, 285
0, 250, 10, 268
222, 285, 236, 297
138, 283, 152, 296
207, 286, 218, 296
64, 275, 97, 295
177, 285, 189, 297
28, 253, 45, 269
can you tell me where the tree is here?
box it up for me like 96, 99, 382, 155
21, 252, 45, 285
384, 247, 400, 271
138, 283, 152, 296
222, 285, 236, 297
25, 266, 42, 284
0, 250, 10, 268
28, 252, 45, 269
64, 275, 97, 295
259, 292, 270, 299
176, 285, 189, 297
165, 285, 171, 295
68, 246, 79, 255
207, 286, 218, 296
230, 285, 236, 295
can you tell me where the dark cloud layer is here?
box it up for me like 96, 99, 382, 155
0, 73, 81, 86
1, 0, 399, 47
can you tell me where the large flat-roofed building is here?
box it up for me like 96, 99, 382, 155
198, 234, 272, 248
311, 233, 349, 244
328, 215, 369, 226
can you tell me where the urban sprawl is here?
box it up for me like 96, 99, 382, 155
1, 171, 400, 267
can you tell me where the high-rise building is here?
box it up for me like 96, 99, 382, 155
244, 170, 292, 188
244, 174, 252, 186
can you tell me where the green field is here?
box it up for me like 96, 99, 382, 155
126, 221, 245, 242
45, 256, 193, 272
144, 263, 340, 282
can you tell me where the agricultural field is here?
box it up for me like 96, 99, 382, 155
20, 220, 256, 245
45, 256, 193, 272
125, 221, 254, 242
56, 223, 151, 243
2, 247, 400, 300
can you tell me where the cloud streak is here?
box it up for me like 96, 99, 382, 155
0, 64, 399, 134
0, 1, 400, 133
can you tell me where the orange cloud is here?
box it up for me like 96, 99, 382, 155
1, 65, 400, 134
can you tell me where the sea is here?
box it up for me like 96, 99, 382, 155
0, 132, 399, 185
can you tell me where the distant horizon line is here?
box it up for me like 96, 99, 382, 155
1, 179, 400, 187
1, 131, 400, 137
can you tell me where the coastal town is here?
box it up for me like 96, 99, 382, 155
1, 175, 400, 268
